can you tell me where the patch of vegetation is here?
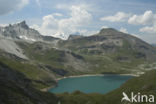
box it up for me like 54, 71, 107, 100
0, 57, 56, 89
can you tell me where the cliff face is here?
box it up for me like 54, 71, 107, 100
0, 21, 41, 41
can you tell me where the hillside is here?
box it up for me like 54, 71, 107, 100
0, 61, 58, 104
0, 51, 57, 89
16, 41, 89, 76
59, 28, 156, 61
58, 28, 156, 74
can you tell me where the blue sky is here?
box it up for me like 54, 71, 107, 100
0, 0, 156, 43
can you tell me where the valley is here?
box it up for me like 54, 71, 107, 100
0, 21, 156, 104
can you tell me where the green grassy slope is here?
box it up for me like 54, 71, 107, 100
16, 40, 156, 77
0, 50, 57, 89
104, 69, 156, 104
16, 41, 91, 76
0, 61, 58, 104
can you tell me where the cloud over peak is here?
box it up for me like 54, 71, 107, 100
100, 10, 156, 34
120, 27, 128, 33
100, 12, 131, 22
32, 5, 93, 39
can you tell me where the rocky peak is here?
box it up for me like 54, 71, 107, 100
17, 21, 29, 29
0, 21, 41, 41
0, 21, 59, 42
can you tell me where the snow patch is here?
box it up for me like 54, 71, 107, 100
19, 36, 36, 42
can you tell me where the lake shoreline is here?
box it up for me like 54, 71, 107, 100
41, 73, 139, 92
56, 73, 139, 81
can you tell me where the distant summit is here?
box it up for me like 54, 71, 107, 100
68, 33, 84, 40
0, 21, 59, 42
99, 28, 122, 36
100, 28, 117, 33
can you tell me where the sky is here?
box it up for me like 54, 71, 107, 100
0, 0, 156, 43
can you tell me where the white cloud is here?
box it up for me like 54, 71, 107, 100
32, 5, 93, 39
139, 25, 156, 33
55, 3, 91, 11
101, 25, 108, 29
100, 12, 131, 22
42, 14, 59, 29
53, 13, 63, 17
0, 0, 29, 15
128, 10, 156, 25
120, 27, 128, 33
0, 24, 8, 27
131, 33, 140, 38
128, 10, 156, 34
56, 4, 69, 10
127, 11, 156, 43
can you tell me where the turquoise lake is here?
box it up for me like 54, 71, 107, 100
49, 75, 132, 94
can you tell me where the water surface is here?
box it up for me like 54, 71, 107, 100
49, 75, 132, 94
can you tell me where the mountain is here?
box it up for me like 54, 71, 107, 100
0, 21, 60, 59
59, 28, 156, 61
58, 28, 156, 74
0, 21, 59, 42
1, 23, 156, 79
0, 21, 89, 91
0, 21, 60, 89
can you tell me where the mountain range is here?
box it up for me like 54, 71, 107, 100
0, 21, 156, 104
